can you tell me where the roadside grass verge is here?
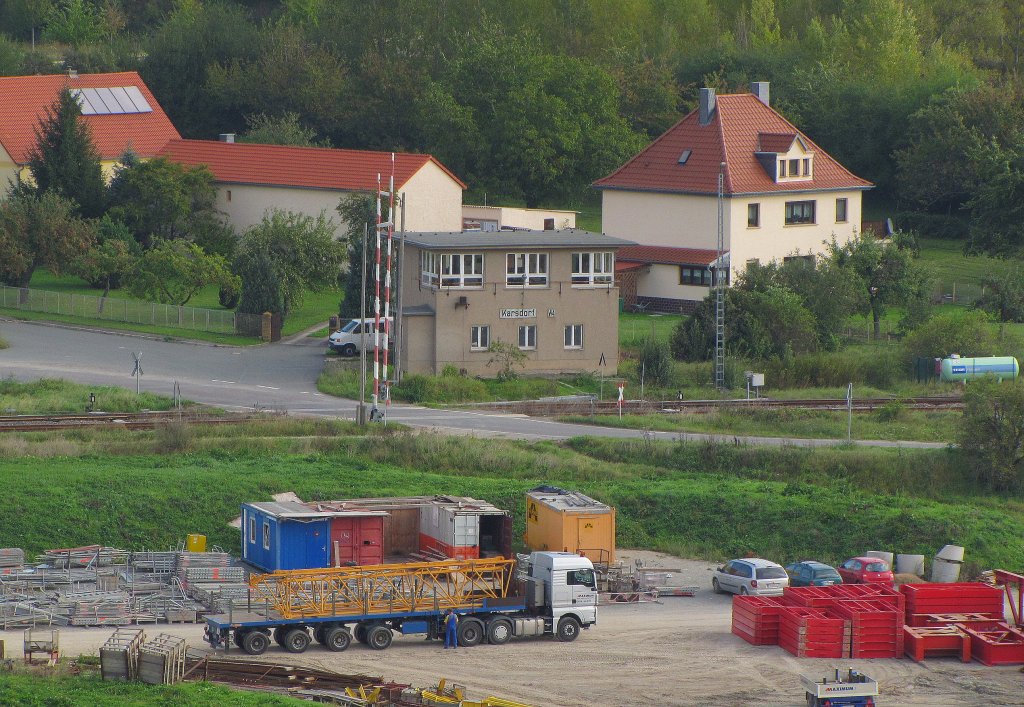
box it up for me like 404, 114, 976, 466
0, 378, 178, 415
0, 426, 1020, 573
0, 672, 303, 706
559, 406, 959, 443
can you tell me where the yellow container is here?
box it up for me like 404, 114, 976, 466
524, 487, 615, 564
186, 534, 207, 552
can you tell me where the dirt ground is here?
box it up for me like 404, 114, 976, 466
3, 550, 1021, 706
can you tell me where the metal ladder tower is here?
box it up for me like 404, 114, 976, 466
714, 162, 726, 390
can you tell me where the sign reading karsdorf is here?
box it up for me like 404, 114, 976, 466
499, 308, 537, 319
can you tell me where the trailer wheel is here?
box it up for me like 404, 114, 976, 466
282, 628, 311, 654
312, 626, 325, 645
232, 630, 246, 649
556, 616, 581, 642
486, 619, 513, 645
324, 626, 352, 652
366, 625, 393, 650
273, 627, 288, 646
354, 623, 368, 644
241, 630, 270, 655
458, 618, 485, 647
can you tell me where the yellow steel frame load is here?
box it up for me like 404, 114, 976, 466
248, 558, 517, 620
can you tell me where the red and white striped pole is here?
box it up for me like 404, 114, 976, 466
372, 173, 383, 412
381, 153, 395, 413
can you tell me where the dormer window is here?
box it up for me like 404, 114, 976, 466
779, 160, 787, 177
758, 132, 814, 183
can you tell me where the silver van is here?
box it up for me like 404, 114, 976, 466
327, 318, 392, 356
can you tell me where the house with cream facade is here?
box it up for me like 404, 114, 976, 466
398, 230, 632, 376
159, 139, 465, 237
0, 71, 180, 191
595, 82, 872, 313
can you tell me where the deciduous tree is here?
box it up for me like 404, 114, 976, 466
234, 209, 345, 320
126, 238, 237, 306
0, 190, 95, 288
73, 215, 140, 297
960, 378, 1024, 491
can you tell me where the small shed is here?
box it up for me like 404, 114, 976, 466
241, 502, 387, 572
524, 486, 616, 564
318, 496, 513, 560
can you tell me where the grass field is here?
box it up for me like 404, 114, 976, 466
0, 672, 303, 706
561, 406, 958, 442
0, 420, 1020, 573
9, 269, 340, 341
0, 378, 177, 414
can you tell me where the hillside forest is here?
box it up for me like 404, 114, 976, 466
0, 0, 1022, 252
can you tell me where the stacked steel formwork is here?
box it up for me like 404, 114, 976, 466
733, 579, 1024, 665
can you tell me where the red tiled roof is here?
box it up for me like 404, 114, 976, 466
757, 132, 798, 153
158, 139, 467, 192
594, 93, 872, 195
0, 72, 179, 164
617, 245, 719, 266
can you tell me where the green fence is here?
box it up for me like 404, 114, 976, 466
0, 285, 262, 336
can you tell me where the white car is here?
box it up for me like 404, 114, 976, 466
712, 558, 790, 596
328, 318, 392, 357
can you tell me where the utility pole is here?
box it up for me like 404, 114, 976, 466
714, 162, 726, 391
394, 192, 406, 383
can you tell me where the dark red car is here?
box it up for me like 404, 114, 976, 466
837, 557, 895, 585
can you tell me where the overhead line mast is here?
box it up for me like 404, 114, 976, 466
372, 155, 396, 422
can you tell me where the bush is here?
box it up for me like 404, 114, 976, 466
763, 348, 905, 388
638, 338, 674, 387
902, 309, 1006, 361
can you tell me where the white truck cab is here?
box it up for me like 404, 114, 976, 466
522, 551, 598, 640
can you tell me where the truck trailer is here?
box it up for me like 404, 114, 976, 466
204, 552, 597, 655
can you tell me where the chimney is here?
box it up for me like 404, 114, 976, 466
698, 88, 716, 126
751, 81, 770, 106
219, 133, 236, 144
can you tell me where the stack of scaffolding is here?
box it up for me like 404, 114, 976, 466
100, 628, 146, 681
0, 545, 245, 628
138, 633, 187, 685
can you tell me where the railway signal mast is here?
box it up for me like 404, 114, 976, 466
714, 162, 726, 390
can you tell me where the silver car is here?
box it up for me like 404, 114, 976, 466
712, 558, 790, 596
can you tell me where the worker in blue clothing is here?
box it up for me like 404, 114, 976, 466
443, 609, 459, 649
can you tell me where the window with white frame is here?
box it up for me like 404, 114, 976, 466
571, 252, 614, 286
506, 253, 548, 287
440, 253, 484, 287
785, 200, 816, 225
564, 324, 583, 349
470, 325, 490, 351
518, 325, 537, 350
679, 265, 712, 286
420, 251, 438, 287
262, 521, 270, 550
248, 514, 255, 544
747, 203, 760, 227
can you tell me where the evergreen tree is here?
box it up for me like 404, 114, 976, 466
27, 88, 106, 218
337, 193, 376, 319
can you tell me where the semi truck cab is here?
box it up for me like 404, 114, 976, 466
523, 551, 598, 638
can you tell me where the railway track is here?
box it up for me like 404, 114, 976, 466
0, 410, 265, 432
469, 395, 963, 417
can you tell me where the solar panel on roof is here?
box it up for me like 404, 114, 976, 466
69, 87, 153, 116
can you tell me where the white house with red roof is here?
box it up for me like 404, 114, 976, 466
159, 138, 466, 235
595, 82, 872, 313
0, 71, 180, 189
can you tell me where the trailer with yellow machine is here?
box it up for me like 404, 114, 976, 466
203, 552, 597, 655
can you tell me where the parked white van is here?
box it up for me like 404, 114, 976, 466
327, 318, 393, 357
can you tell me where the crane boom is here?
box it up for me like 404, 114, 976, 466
248, 558, 517, 619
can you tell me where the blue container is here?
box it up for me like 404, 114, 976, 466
940, 356, 1019, 383
241, 502, 331, 572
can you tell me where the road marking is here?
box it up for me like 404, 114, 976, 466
257, 385, 280, 390
301, 391, 310, 394
211, 379, 237, 384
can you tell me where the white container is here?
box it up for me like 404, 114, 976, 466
865, 551, 894, 568
935, 545, 965, 562
895, 554, 925, 576
931, 557, 962, 583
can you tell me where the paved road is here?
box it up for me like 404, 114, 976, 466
0, 319, 945, 448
